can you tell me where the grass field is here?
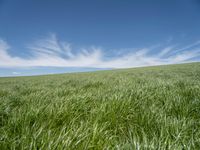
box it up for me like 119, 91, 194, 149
0, 62, 200, 149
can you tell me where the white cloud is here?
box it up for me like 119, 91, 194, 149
12, 72, 21, 75
0, 34, 200, 69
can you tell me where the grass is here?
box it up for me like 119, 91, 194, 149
0, 62, 200, 149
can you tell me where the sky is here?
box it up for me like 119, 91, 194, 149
0, 0, 200, 76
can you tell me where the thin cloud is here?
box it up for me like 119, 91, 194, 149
12, 72, 21, 75
0, 34, 200, 68
158, 46, 174, 57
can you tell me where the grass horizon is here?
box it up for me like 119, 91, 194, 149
1, 61, 199, 78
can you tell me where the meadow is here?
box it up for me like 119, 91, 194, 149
0, 62, 200, 149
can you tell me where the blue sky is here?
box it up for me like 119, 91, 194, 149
0, 0, 200, 76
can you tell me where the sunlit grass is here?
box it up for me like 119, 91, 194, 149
0, 63, 200, 149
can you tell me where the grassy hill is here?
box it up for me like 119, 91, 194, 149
1, 62, 200, 149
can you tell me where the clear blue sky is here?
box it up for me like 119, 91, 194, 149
0, 0, 200, 76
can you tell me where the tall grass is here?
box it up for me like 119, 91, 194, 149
0, 63, 200, 149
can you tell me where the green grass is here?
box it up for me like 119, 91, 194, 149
1, 62, 200, 149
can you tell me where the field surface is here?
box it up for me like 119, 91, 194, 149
0, 63, 200, 149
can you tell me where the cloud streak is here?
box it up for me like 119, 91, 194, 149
0, 34, 200, 69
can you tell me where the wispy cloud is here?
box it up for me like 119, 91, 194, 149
12, 72, 21, 75
0, 34, 200, 69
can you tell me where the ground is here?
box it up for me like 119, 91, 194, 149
0, 63, 200, 149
